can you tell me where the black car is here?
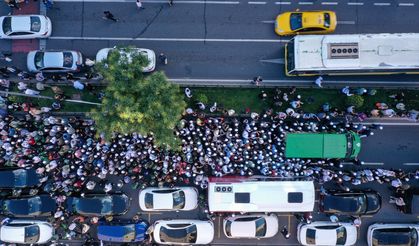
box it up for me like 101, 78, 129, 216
66, 194, 130, 217
319, 189, 381, 215
0, 195, 57, 217
0, 168, 40, 188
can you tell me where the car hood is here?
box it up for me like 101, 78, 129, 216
276, 13, 292, 32
37, 223, 54, 243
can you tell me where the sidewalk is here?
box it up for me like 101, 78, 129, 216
11, 0, 40, 53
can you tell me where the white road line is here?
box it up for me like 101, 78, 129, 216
298, 1, 313, 5
275, 1, 291, 4
261, 20, 276, 23
399, 3, 414, 6
337, 21, 356, 25
321, 2, 338, 5
363, 162, 385, 166
374, 2, 391, 6
49, 36, 289, 43
347, 2, 364, 5
362, 122, 419, 126
403, 163, 419, 166
248, 1, 266, 4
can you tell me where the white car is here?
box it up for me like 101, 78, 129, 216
95, 47, 156, 72
0, 220, 54, 244
139, 187, 198, 211
0, 15, 52, 39
223, 214, 278, 239
153, 219, 214, 245
27, 50, 83, 73
367, 223, 419, 246
297, 221, 358, 246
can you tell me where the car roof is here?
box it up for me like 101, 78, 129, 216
230, 220, 256, 237
43, 52, 65, 68
302, 12, 326, 28
150, 192, 174, 209
10, 16, 31, 32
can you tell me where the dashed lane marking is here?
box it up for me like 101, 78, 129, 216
248, 1, 266, 4
298, 1, 314, 4
217, 216, 221, 238
399, 3, 414, 6
363, 162, 385, 165
275, 1, 291, 4
347, 2, 364, 5
374, 2, 391, 6
403, 163, 419, 166
321, 2, 338, 5
337, 20, 356, 25
261, 20, 276, 23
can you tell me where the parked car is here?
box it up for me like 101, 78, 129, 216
97, 221, 148, 243
223, 214, 278, 239
275, 10, 337, 36
153, 219, 214, 245
0, 219, 54, 244
66, 194, 130, 217
95, 47, 156, 72
297, 221, 358, 246
139, 187, 198, 211
0, 15, 52, 39
27, 50, 83, 73
0, 195, 56, 217
319, 189, 381, 215
0, 168, 40, 189
367, 223, 419, 246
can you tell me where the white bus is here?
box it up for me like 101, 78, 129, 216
208, 176, 315, 213
285, 33, 419, 76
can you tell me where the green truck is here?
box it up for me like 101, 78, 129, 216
285, 132, 361, 159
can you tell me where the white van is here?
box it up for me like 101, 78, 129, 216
208, 177, 315, 213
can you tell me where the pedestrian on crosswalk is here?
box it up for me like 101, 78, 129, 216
103, 11, 119, 22
136, 0, 145, 9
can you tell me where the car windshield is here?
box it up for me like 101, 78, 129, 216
30, 16, 41, 32
160, 224, 197, 244
172, 190, 186, 210
13, 169, 27, 187
336, 226, 347, 245
28, 196, 42, 215
372, 228, 418, 246
224, 220, 232, 237
290, 13, 303, 31
24, 225, 40, 243
34, 52, 44, 69
324, 13, 330, 28
63, 52, 74, 68
2, 17, 12, 34
145, 193, 153, 209
255, 218, 267, 237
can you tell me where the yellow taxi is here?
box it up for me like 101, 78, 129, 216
275, 10, 337, 36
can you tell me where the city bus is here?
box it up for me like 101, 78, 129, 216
285, 33, 419, 76
285, 132, 361, 159
208, 176, 315, 213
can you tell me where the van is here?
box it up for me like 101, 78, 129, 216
285, 131, 361, 159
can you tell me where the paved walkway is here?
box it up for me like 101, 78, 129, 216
11, 0, 40, 53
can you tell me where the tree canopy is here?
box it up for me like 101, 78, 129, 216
91, 46, 186, 148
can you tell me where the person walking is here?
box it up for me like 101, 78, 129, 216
159, 53, 168, 65
315, 76, 323, 88
103, 11, 119, 22
280, 226, 290, 239
136, 0, 145, 9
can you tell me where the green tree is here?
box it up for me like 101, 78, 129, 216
345, 95, 364, 108
91, 46, 186, 148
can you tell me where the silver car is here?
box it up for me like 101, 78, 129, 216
27, 50, 83, 73
0, 15, 52, 39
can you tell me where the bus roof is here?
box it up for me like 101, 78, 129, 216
285, 133, 348, 158
208, 180, 315, 212
293, 33, 419, 71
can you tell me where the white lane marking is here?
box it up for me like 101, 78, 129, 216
298, 1, 313, 5
361, 122, 419, 126
275, 1, 291, 4
321, 2, 338, 5
248, 1, 266, 4
363, 162, 385, 165
403, 163, 419, 166
54, 0, 240, 3
374, 2, 391, 6
49, 36, 289, 43
337, 21, 356, 25
399, 3, 414, 6
347, 2, 364, 5
261, 20, 276, 23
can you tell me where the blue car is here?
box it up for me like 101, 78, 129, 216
97, 221, 148, 243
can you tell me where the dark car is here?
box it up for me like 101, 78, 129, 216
0, 169, 40, 189
66, 194, 130, 217
0, 195, 57, 217
319, 189, 381, 215
97, 221, 148, 242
